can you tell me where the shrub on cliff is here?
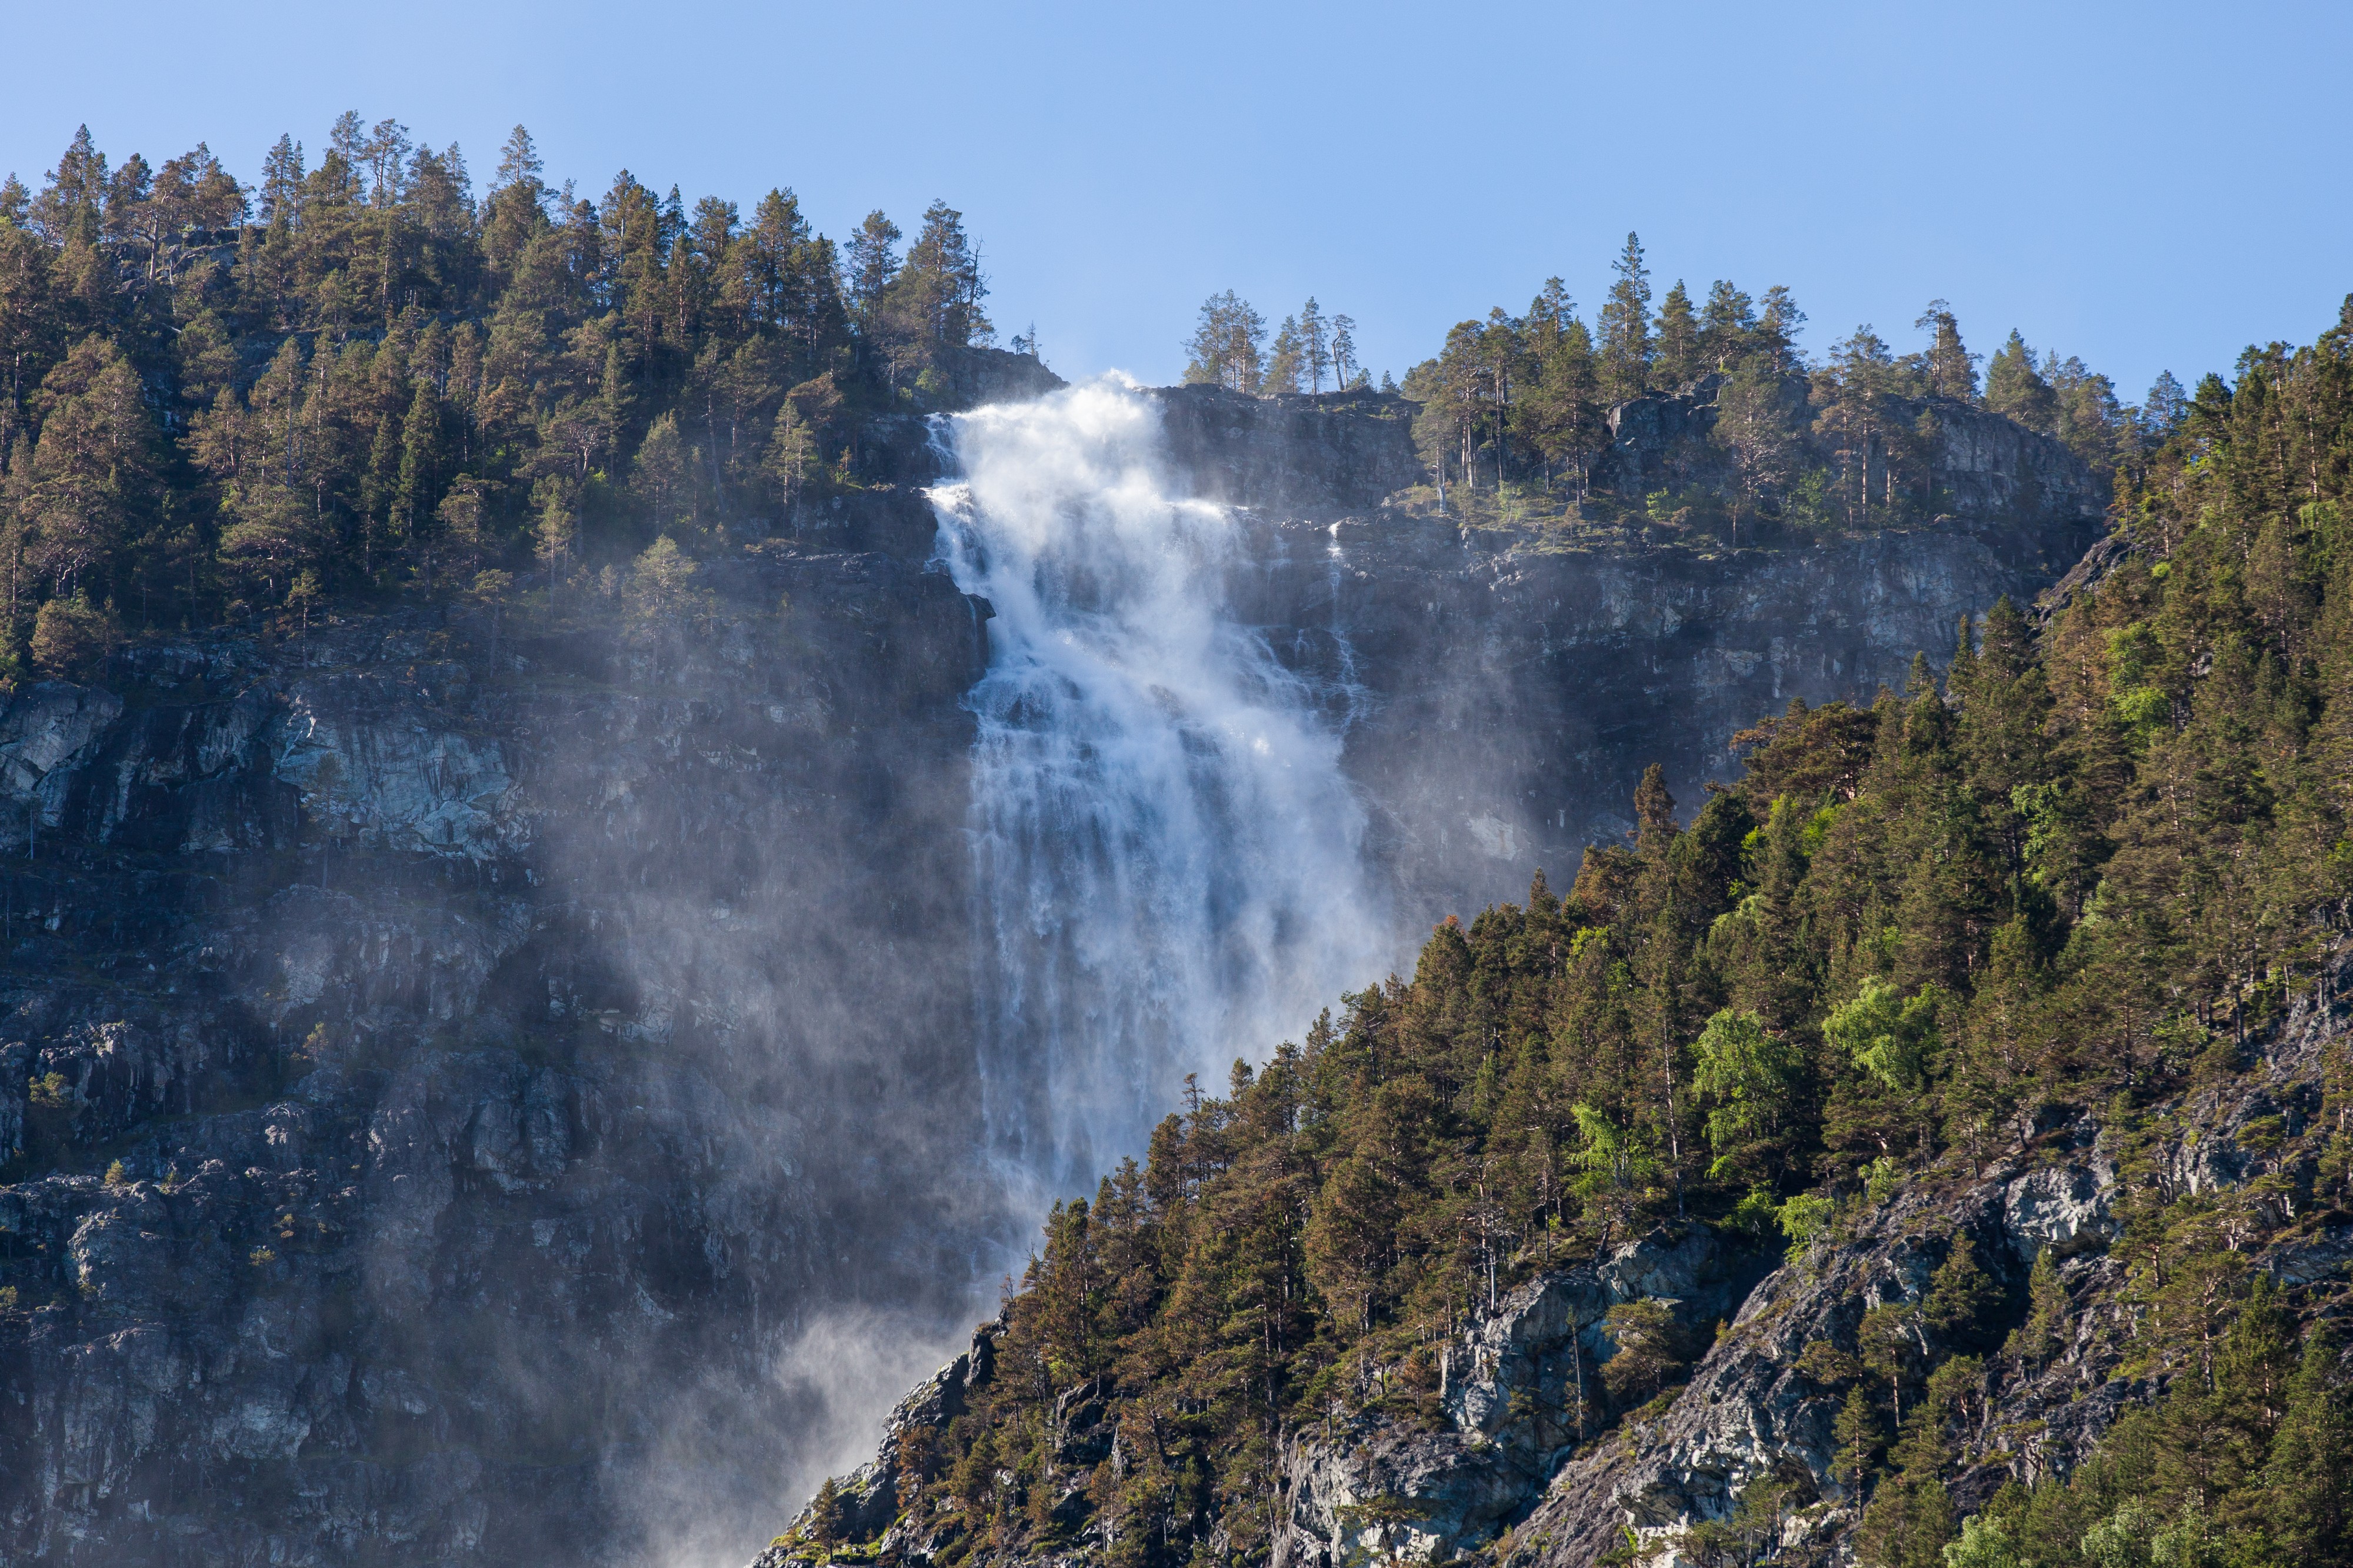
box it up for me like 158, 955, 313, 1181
29, 592, 116, 679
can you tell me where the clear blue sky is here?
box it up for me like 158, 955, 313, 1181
5, 1, 2345, 402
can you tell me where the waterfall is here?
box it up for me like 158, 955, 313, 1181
929, 378, 1385, 1203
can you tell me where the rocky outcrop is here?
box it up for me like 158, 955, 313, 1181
1360, 952, 2345, 1568
753, 1319, 1005, 1567
1503, 1181, 2041, 1566
1274, 1229, 1767, 1568
1234, 515, 2104, 927
2002, 1158, 2121, 1261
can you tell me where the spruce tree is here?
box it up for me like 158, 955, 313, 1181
1699, 280, 1757, 369
1984, 330, 2056, 432
1652, 279, 1700, 389
1263, 315, 1304, 394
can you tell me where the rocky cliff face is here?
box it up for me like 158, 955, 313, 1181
1272, 1228, 1772, 1568
0, 540, 995, 1565
0, 380, 2110, 1566
1182, 383, 2104, 924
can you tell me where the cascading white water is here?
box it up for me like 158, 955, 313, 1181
929, 377, 1385, 1202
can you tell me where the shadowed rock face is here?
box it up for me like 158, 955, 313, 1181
1241, 505, 2101, 927
0, 382, 2107, 1566
0, 546, 996, 1566
1169, 381, 2103, 924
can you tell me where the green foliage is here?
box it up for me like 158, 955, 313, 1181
1924, 1235, 2002, 1349
1834, 1383, 1888, 1487
1778, 1191, 1837, 1262
1725, 1185, 1783, 1237
0, 116, 991, 646
1183, 291, 1265, 393
2006, 1247, 2067, 1363
836, 296, 2353, 1567
808, 1477, 845, 1549
1395, 237, 2139, 533
1691, 1007, 1801, 1179
1827, 977, 1945, 1093
1795, 1339, 1862, 1389
621, 534, 714, 633
29, 590, 116, 678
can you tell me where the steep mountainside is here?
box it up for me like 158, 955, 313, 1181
758, 315, 2353, 1568
0, 383, 2107, 1565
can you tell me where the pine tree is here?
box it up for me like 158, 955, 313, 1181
897, 199, 991, 349
257, 135, 305, 228
1914, 300, 1979, 401
1924, 1235, 2001, 1349
32, 126, 108, 244
1598, 231, 1654, 404
1757, 285, 1807, 375
844, 209, 900, 338
2264, 1322, 2353, 1563
1299, 297, 1331, 392
1510, 278, 1593, 495
20, 335, 159, 600
1329, 313, 1361, 390
532, 478, 575, 603
1814, 325, 1917, 525
1709, 353, 1798, 538
1183, 292, 1265, 394
396, 378, 444, 553
1833, 1384, 1887, 1488
2142, 369, 2189, 440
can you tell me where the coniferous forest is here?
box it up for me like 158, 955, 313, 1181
6, 116, 2353, 1568
786, 305, 2353, 1567
0, 117, 997, 680
1188, 231, 2162, 536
